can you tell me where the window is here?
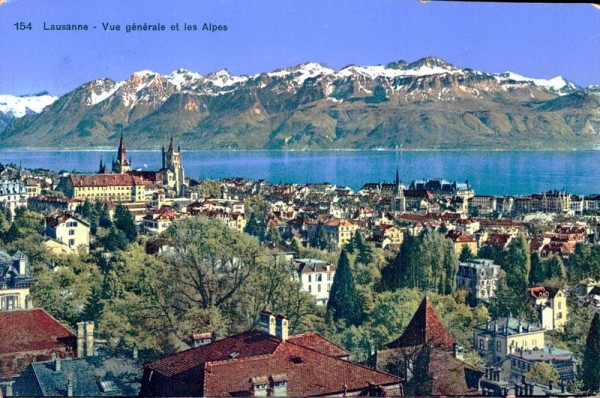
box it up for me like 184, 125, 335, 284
327, 273, 332, 281
69, 229, 75, 235
496, 341, 501, 352
479, 339, 484, 350
317, 285, 321, 293
557, 312, 562, 319
558, 302, 562, 309
308, 285, 312, 293
316, 274, 322, 282
488, 341, 492, 351
69, 239, 75, 247
308, 275, 311, 283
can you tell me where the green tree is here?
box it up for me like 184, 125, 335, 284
114, 204, 138, 242
327, 249, 362, 326
525, 363, 559, 386
529, 252, 546, 285
545, 255, 566, 280
101, 227, 128, 251
98, 205, 112, 229
354, 231, 374, 266
502, 234, 531, 291
459, 244, 474, 262
582, 313, 600, 393
478, 245, 500, 263
290, 237, 301, 256
3, 222, 19, 244
310, 224, 329, 250
244, 213, 262, 238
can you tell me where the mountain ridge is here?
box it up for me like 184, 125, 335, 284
1, 57, 599, 150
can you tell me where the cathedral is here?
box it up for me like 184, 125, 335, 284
161, 136, 185, 196
98, 133, 186, 197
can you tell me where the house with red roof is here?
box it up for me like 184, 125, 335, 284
0, 309, 80, 389
373, 297, 482, 395
139, 311, 403, 397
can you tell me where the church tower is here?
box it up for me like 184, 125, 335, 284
112, 131, 131, 174
393, 167, 406, 212
98, 157, 107, 174
162, 135, 185, 196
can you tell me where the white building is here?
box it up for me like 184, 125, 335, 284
293, 258, 335, 306
45, 212, 90, 253
0, 181, 27, 216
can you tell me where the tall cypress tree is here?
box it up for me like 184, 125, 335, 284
529, 252, 546, 285
327, 249, 362, 326
114, 204, 138, 243
582, 313, 600, 393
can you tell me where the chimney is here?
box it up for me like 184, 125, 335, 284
275, 314, 288, 341
66, 379, 73, 397
269, 374, 288, 397
452, 343, 458, 358
77, 322, 85, 357
17, 256, 27, 276
132, 346, 139, 360
85, 322, 94, 357
548, 380, 553, 391
52, 353, 61, 372
258, 311, 276, 336
6, 382, 13, 397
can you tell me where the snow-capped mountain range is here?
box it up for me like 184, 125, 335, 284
1, 57, 598, 150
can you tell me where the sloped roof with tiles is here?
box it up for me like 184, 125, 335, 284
143, 329, 401, 397
0, 309, 76, 355
287, 332, 348, 358
387, 297, 456, 350
69, 174, 144, 187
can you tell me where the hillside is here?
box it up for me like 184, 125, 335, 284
2, 57, 599, 150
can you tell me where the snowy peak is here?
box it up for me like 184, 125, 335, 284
495, 72, 578, 94
0, 93, 57, 117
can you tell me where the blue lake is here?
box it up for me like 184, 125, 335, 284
0, 149, 599, 196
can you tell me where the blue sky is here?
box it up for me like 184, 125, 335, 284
1, 0, 599, 96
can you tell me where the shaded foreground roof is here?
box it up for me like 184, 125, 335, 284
0, 309, 76, 354
14, 356, 141, 396
144, 330, 401, 396
387, 297, 456, 350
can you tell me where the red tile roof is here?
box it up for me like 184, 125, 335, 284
147, 330, 281, 377
70, 174, 144, 187
446, 230, 476, 243
203, 336, 400, 397
144, 330, 402, 397
0, 309, 76, 354
387, 297, 456, 350
287, 332, 348, 358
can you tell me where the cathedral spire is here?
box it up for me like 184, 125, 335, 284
168, 133, 174, 152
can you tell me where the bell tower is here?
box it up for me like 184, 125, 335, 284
162, 135, 185, 195
112, 130, 131, 174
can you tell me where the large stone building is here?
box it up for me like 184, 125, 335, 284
0, 251, 34, 311
457, 259, 501, 302
473, 318, 545, 364
57, 174, 146, 203
0, 181, 27, 216
161, 137, 185, 196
